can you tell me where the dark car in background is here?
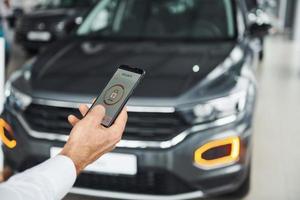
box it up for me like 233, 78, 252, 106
15, 0, 98, 54
2, 0, 271, 199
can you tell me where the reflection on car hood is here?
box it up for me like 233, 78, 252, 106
25, 8, 80, 18
31, 40, 235, 98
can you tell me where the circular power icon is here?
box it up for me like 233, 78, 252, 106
104, 84, 125, 105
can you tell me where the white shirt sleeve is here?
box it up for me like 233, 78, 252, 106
0, 155, 77, 200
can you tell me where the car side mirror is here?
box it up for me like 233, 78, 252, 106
7, 16, 16, 29
7, 8, 24, 29
249, 22, 272, 38
63, 17, 83, 35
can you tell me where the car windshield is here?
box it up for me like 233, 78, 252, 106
41, 0, 97, 9
77, 0, 236, 40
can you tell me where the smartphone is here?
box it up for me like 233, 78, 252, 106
88, 65, 145, 127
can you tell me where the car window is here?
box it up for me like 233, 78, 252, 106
77, 0, 236, 40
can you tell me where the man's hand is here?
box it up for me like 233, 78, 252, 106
60, 104, 127, 174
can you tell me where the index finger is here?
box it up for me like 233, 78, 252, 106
109, 108, 128, 133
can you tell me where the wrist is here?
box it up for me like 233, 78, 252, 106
59, 148, 85, 175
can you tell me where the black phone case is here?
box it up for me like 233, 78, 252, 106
89, 65, 145, 127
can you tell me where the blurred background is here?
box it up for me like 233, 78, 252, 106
1, 0, 300, 199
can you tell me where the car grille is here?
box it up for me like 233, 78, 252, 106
16, 157, 196, 195
23, 103, 189, 141
18, 17, 63, 31
75, 169, 196, 195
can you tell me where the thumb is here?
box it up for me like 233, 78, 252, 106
84, 105, 106, 125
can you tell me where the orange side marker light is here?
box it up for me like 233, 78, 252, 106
0, 118, 17, 149
194, 136, 240, 169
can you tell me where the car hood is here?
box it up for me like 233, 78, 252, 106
24, 8, 84, 21
29, 39, 236, 98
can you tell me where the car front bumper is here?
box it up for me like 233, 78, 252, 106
2, 105, 252, 199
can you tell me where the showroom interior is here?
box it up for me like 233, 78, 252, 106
1, 0, 300, 199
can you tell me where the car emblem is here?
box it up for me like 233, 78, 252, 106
37, 22, 46, 30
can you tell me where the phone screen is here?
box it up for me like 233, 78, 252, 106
90, 66, 144, 127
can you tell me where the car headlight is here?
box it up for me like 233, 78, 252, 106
5, 71, 32, 110
5, 83, 32, 110
181, 89, 248, 124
